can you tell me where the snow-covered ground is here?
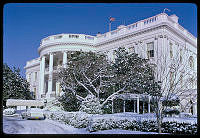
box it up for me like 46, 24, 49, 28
92, 112, 197, 124
3, 112, 196, 134
3, 116, 160, 134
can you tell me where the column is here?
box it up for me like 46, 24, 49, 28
148, 96, 151, 113
133, 100, 135, 113
56, 81, 60, 97
63, 51, 67, 68
137, 97, 139, 114
39, 56, 45, 99
193, 102, 197, 116
142, 101, 145, 114
47, 53, 54, 98
112, 99, 114, 114
123, 100, 126, 113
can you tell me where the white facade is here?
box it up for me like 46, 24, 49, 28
24, 13, 197, 114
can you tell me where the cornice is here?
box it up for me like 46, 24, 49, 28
95, 22, 196, 48
24, 62, 40, 69
95, 25, 164, 48
38, 42, 95, 54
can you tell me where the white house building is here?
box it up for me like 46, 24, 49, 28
24, 13, 197, 115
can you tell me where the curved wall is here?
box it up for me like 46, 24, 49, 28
38, 34, 97, 57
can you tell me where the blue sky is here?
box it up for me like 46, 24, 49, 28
3, 3, 197, 77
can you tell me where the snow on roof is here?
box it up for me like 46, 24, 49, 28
6, 99, 44, 107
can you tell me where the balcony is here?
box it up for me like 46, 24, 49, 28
45, 65, 63, 74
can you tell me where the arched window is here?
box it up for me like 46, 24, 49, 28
189, 56, 194, 69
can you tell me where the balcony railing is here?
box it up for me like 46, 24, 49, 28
45, 65, 63, 73
96, 13, 196, 45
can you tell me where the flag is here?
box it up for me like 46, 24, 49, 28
163, 8, 171, 13
110, 17, 115, 22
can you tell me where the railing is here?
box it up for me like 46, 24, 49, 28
97, 15, 159, 40
111, 30, 118, 35
40, 34, 96, 46
54, 35, 62, 39
127, 23, 138, 30
97, 13, 196, 45
45, 65, 63, 73
85, 35, 94, 40
143, 16, 157, 25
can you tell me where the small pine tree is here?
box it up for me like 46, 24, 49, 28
79, 94, 103, 114
58, 90, 80, 112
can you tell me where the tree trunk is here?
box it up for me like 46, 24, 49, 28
158, 118, 162, 133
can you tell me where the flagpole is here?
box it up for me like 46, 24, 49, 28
109, 22, 111, 32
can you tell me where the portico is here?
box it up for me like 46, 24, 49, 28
111, 93, 152, 114
38, 51, 68, 100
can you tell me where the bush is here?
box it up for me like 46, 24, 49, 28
88, 117, 197, 134
45, 111, 92, 128
79, 94, 103, 114
44, 111, 197, 134
58, 91, 80, 112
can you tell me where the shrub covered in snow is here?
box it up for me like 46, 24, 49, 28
44, 111, 92, 128
79, 94, 103, 114
44, 111, 197, 134
87, 116, 197, 134
161, 121, 197, 134
67, 112, 92, 128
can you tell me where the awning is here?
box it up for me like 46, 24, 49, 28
6, 99, 44, 107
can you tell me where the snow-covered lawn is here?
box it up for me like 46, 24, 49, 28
92, 112, 197, 124
44, 111, 197, 134
45, 119, 160, 134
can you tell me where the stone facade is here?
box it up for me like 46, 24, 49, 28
24, 13, 197, 115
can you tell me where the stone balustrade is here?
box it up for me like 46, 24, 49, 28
96, 13, 196, 45
40, 34, 96, 46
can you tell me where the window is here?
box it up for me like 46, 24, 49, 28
85, 36, 94, 40
69, 35, 79, 38
147, 42, 154, 58
34, 72, 37, 81
189, 56, 194, 69
28, 73, 31, 82
169, 42, 173, 58
180, 49, 182, 63
33, 88, 36, 99
54, 35, 62, 39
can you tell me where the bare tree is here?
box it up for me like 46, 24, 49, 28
150, 43, 197, 133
